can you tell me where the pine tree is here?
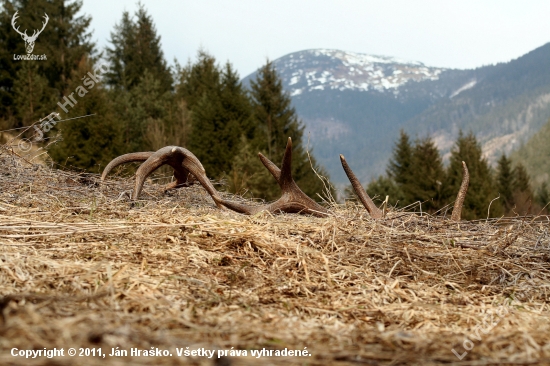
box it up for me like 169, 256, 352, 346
106, 4, 172, 93
496, 154, 515, 213
249, 60, 329, 201
407, 137, 445, 213
444, 131, 503, 219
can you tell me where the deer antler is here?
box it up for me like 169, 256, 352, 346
339, 155, 383, 219
101, 151, 196, 191
127, 146, 223, 208
213, 137, 330, 217
451, 161, 469, 221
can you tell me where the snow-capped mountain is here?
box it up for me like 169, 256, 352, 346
243, 45, 550, 188
278, 49, 444, 96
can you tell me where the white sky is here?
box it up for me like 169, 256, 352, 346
82, 0, 550, 78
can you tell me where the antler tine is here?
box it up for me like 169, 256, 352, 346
340, 155, 383, 219
216, 137, 331, 217
101, 152, 154, 182
133, 147, 223, 208
258, 153, 281, 183
451, 161, 469, 221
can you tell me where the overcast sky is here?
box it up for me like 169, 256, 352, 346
82, 0, 550, 78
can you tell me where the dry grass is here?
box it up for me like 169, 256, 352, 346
0, 152, 549, 365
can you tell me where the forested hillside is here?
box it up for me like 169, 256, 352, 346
0, 0, 328, 201
244, 46, 550, 190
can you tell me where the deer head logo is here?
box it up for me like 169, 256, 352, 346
11, 11, 49, 54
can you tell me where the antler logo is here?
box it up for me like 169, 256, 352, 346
11, 11, 49, 54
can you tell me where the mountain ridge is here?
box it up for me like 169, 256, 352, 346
243, 44, 550, 187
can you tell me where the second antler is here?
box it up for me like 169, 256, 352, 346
213, 137, 330, 217
339, 156, 469, 221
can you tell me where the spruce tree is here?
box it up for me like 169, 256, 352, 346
13, 62, 56, 126
387, 130, 413, 206
364, 176, 405, 207
0, 0, 95, 126
536, 182, 549, 210
407, 137, 445, 213
496, 154, 515, 213
511, 163, 534, 214
106, 4, 172, 93
181, 54, 254, 179
444, 131, 503, 219
48, 58, 122, 171
175, 51, 221, 109
249, 60, 329, 201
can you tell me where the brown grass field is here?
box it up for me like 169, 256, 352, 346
0, 152, 549, 365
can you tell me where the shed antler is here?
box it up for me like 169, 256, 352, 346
214, 137, 330, 217
451, 161, 469, 221
101, 151, 196, 192
339, 155, 383, 219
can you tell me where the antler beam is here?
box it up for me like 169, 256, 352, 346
101, 151, 196, 192
213, 138, 330, 217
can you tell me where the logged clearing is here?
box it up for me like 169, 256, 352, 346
0, 153, 549, 366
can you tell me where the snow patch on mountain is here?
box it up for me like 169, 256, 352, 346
450, 79, 477, 98
273, 49, 445, 95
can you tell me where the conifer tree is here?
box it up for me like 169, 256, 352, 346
106, 4, 172, 93
386, 130, 413, 206
496, 154, 515, 213
181, 54, 254, 178
536, 182, 549, 210
0, 0, 95, 125
444, 131, 503, 219
407, 137, 445, 212
249, 60, 329, 201
48, 58, 122, 171
364, 175, 405, 207
175, 51, 221, 110
387, 130, 413, 183
511, 163, 534, 214
13, 62, 56, 125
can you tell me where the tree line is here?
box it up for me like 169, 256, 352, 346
0, 1, 328, 201
361, 130, 549, 219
